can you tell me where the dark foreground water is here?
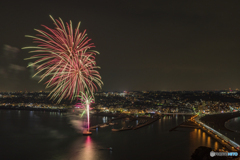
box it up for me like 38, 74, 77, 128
0, 110, 223, 160
225, 117, 240, 133
224, 116, 240, 144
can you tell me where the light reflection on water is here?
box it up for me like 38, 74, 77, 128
102, 116, 107, 123
18, 110, 21, 117
68, 136, 106, 160
77, 136, 94, 160
190, 128, 221, 152
202, 132, 206, 145
207, 136, 211, 147
198, 129, 201, 144
66, 115, 224, 160
214, 142, 218, 150
30, 111, 33, 117
0, 111, 224, 160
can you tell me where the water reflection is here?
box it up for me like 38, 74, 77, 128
190, 129, 197, 145
30, 111, 33, 117
69, 136, 101, 160
81, 136, 94, 160
0, 111, 227, 160
207, 136, 211, 147
18, 111, 21, 117
214, 142, 218, 150
190, 128, 221, 151
198, 129, 201, 143
96, 127, 98, 134
102, 117, 107, 123
202, 132, 205, 145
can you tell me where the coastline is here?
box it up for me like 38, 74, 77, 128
224, 117, 240, 133
199, 112, 240, 147
200, 112, 240, 131
0, 106, 67, 112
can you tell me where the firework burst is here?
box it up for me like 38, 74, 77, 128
23, 15, 103, 103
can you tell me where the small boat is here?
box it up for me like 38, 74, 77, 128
83, 129, 92, 135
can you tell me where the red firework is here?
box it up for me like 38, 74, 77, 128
23, 15, 103, 103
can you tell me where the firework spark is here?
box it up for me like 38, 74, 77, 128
76, 92, 95, 131
23, 15, 103, 103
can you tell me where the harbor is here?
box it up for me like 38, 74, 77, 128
0, 109, 228, 160
133, 117, 159, 130
88, 115, 161, 132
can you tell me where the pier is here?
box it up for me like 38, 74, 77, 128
133, 117, 159, 130
110, 116, 127, 122
169, 122, 184, 131
169, 121, 199, 131
90, 116, 160, 132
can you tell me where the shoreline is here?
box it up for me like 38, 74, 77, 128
0, 106, 67, 112
198, 112, 240, 151
224, 117, 240, 133
200, 112, 240, 132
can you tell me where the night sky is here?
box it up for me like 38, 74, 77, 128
1, 0, 240, 91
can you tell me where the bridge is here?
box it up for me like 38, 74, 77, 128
192, 115, 240, 152
160, 113, 195, 116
